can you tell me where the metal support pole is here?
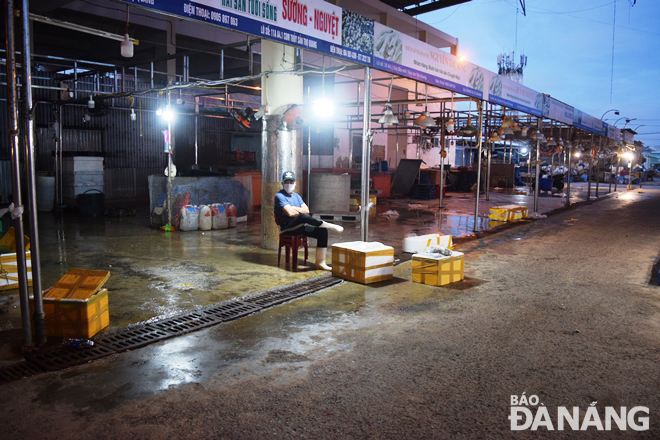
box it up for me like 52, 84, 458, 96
166, 90, 173, 227
307, 126, 312, 205
614, 155, 620, 192
220, 49, 225, 80
486, 140, 492, 201
595, 141, 600, 198
473, 100, 484, 232
5, 0, 33, 347
439, 127, 445, 209
194, 96, 199, 165
360, 67, 372, 242
73, 60, 77, 98
57, 105, 64, 207
306, 86, 312, 204
533, 118, 541, 213
627, 159, 633, 190
587, 134, 594, 202
565, 143, 572, 207
21, 0, 46, 345
608, 153, 613, 193
150, 62, 154, 89
183, 55, 189, 82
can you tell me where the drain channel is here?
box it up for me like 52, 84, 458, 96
0, 274, 342, 383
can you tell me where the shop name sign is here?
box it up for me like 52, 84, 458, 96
120, 0, 373, 64
372, 23, 484, 99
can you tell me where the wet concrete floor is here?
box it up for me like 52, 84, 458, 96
1, 186, 658, 439
0, 181, 647, 364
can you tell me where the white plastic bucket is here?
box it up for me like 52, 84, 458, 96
198, 205, 212, 231
211, 203, 228, 229
36, 175, 55, 212
179, 205, 199, 231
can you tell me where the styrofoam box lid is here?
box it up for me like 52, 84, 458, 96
413, 251, 464, 260
333, 241, 393, 252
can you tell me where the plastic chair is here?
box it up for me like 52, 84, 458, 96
275, 215, 308, 271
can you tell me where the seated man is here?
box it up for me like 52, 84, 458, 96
274, 171, 343, 270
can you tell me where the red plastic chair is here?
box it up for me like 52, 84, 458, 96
275, 215, 308, 271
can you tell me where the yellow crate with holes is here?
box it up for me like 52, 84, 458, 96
488, 204, 528, 222
30, 268, 111, 338
0, 227, 32, 291
332, 241, 394, 284
412, 252, 464, 286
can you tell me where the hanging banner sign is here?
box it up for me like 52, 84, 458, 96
606, 123, 621, 141
573, 110, 605, 135
372, 23, 484, 99
542, 96, 574, 125
487, 74, 542, 116
120, 0, 372, 65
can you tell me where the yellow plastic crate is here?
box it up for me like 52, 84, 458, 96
32, 288, 109, 338
488, 204, 528, 222
0, 251, 32, 291
332, 241, 394, 284
412, 252, 464, 286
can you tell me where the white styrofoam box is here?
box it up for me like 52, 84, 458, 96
403, 233, 453, 253
64, 174, 105, 186
63, 157, 104, 173
331, 241, 394, 283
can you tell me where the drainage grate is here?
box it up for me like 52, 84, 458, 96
94, 324, 174, 353
152, 311, 223, 336
5, 274, 343, 381
25, 344, 116, 371
203, 301, 261, 321
0, 361, 45, 383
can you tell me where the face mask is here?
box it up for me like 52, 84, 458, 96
283, 183, 296, 194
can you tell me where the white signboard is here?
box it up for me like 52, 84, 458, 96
542, 97, 574, 125
372, 23, 485, 99
487, 75, 542, 116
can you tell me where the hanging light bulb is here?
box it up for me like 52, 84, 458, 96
414, 84, 435, 127
379, 76, 398, 126
512, 122, 522, 132
547, 137, 557, 146
121, 33, 134, 58
502, 116, 514, 128
88, 95, 95, 109
120, 6, 133, 58
461, 116, 477, 136
503, 126, 514, 135
445, 118, 455, 132
488, 131, 502, 142
130, 108, 136, 121
521, 126, 529, 137
414, 111, 435, 127
528, 129, 537, 139
497, 126, 505, 135
378, 103, 398, 126
537, 132, 547, 142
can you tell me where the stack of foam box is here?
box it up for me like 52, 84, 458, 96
331, 241, 394, 284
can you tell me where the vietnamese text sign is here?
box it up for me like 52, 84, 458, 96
120, 0, 372, 65
372, 23, 484, 99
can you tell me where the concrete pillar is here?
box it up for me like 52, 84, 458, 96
260, 40, 304, 250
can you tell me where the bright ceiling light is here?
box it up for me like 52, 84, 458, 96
520, 147, 528, 155
313, 97, 334, 118
159, 105, 175, 122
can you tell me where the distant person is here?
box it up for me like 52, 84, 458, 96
274, 171, 343, 271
